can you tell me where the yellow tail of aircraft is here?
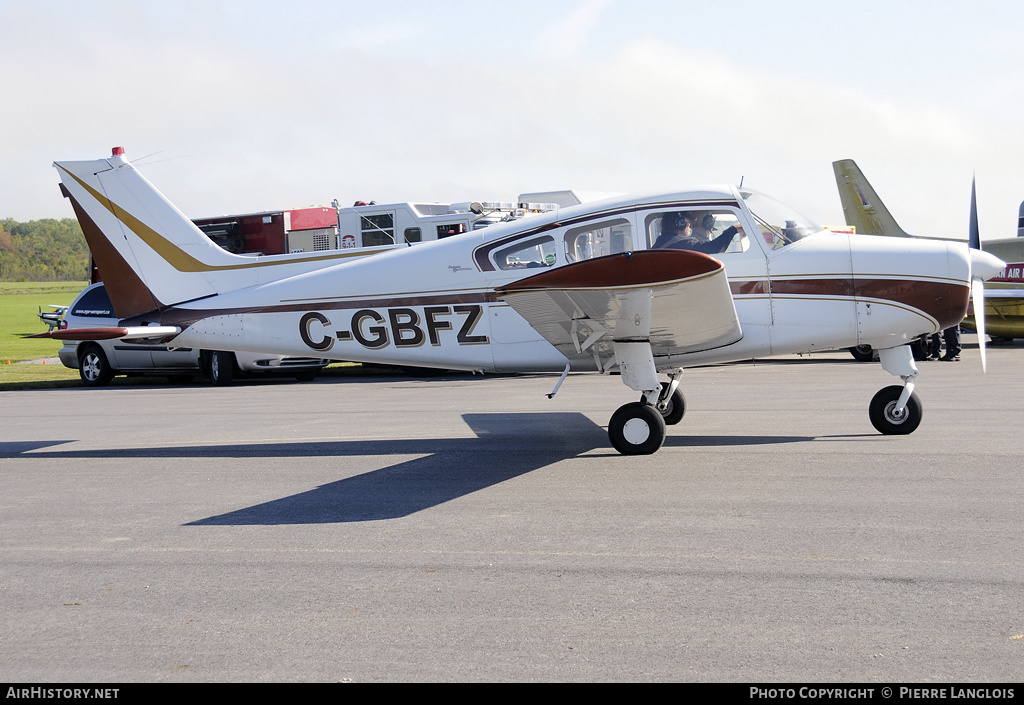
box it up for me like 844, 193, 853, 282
832, 159, 913, 237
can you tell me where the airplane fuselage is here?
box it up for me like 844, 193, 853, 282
132, 193, 972, 374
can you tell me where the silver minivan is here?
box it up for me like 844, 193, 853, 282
57, 283, 328, 386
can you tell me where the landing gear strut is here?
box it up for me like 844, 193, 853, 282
642, 381, 685, 425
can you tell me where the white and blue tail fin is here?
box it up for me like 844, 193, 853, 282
55, 148, 268, 318
832, 159, 914, 238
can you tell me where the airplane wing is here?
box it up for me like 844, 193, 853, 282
985, 288, 1024, 299
495, 249, 742, 365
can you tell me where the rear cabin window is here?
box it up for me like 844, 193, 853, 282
564, 218, 633, 262
493, 235, 557, 270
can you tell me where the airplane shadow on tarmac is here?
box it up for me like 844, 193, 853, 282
2, 413, 813, 525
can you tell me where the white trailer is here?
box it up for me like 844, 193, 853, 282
332, 194, 578, 249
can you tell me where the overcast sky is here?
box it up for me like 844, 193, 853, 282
4, 0, 1024, 240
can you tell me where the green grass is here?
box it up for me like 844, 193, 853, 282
0, 281, 86, 363
0, 362, 82, 389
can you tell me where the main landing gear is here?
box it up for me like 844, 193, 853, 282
609, 378, 685, 455
869, 345, 923, 435
609, 403, 665, 455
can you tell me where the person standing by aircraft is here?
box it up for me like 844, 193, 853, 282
941, 325, 961, 361
653, 211, 737, 253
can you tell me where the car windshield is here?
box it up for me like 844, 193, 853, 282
740, 189, 823, 248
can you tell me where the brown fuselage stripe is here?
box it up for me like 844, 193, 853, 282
124, 292, 498, 328
129, 275, 967, 339
730, 278, 969, 329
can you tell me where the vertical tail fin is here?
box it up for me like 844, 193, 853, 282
57, 148, 393, 321
832, 159, 914, 238
56, 148, 266, 317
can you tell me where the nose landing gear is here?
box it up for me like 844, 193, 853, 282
869, 384, 923, 435
871, 345, 923, 435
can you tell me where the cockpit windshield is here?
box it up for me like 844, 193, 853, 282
740, 189, 824, 248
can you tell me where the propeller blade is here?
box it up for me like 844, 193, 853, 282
969, 175, 980, 250
966, 178, 1001, 373
971, 277, 988, 373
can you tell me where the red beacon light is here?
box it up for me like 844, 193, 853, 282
111, 146, 125, 156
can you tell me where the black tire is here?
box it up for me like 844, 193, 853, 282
208, 351, 235, 386
608, 402, 667, 455
78, 345, 114, 387
869, 385, 923, 435
849, 345, 875, 362
643, 382, 685, 425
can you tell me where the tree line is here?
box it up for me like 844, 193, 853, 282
0, 218, 90, 281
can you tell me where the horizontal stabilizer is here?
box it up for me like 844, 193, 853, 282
27, 326, 182, 341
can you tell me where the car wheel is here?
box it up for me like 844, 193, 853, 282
849, 345, 874, 362
910, 336, 929, 361
208, 351, 235, 386
79, 345, 114, 387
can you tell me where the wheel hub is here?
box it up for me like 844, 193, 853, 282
622, 417, 652, 444
884, 402, 906, 423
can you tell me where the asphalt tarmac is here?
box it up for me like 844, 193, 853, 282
2, 339, 1022, 682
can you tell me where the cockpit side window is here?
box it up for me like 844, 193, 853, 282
645, 208, 748, 254
740, 190, 823, 249
564, 218, 633, 263
492, 235, 558, 270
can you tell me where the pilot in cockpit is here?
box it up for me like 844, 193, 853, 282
653, 211, 738, 254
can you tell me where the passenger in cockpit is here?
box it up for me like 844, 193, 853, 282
653, 211, 737, 254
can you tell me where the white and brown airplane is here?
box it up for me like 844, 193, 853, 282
37, 148, 1005, 454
